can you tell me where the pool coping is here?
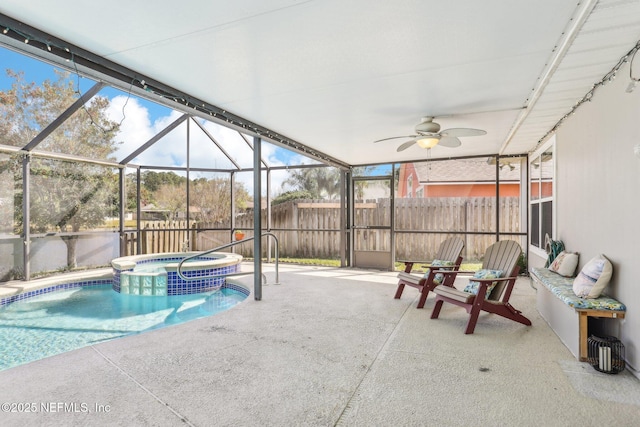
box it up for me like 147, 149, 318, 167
0, 268, 250, 307
111, 251, 243, 271
0, 269, 113, 305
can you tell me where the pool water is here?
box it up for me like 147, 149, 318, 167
0, 285, 247, 371
132, 257, 211, 273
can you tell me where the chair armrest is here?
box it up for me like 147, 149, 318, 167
469, 276, 517, 283
399, 260, 435, 273
469, 276, 518, 301
432, 268, 461, 275
402, 261, 415, 273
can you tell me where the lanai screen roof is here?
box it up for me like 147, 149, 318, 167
1, 0, 639, 168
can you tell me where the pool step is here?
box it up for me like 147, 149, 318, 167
120, 272, 168, 296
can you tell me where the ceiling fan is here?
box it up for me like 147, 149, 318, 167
374, 116, 486, 152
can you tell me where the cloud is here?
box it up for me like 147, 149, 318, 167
107, 96, 154, 162
105, 97, 319, 196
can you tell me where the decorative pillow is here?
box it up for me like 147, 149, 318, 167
423, 259, 455, 285
573, 254, 613, 299
549, 251, 579, 277
464, 269, 504, 298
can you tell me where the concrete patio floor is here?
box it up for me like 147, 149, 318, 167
1, 263, 638, 426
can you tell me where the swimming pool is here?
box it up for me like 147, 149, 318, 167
0, 281, 248, 371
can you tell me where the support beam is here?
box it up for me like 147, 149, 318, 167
119, 114, 188, 165
253, 136, 262, 301
340, 169, 348, 267
22, 154, 31, 280
390, 163, 396, 267
22, 82, 105, 152
191, 118, 241, 170
230, 171, 236, 241
266, 168, 272, 262
136, 167, 142, 254
346, 169, 354, 267
240, 133, 269, 169
119, 168, 126, 256
495, 156, 500, 241
186, 117, 191, 248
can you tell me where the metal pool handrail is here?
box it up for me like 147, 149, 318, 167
177, 232, 280, 285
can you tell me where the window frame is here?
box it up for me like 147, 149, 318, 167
529, 135, 556, 259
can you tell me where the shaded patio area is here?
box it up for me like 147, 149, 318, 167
1, 264, 638, 426
1, 0, 639, 381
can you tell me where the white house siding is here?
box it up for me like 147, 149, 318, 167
530, 69, 640, 377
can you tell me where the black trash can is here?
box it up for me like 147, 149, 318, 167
587, 335, 625, 374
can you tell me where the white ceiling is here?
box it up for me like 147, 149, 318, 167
1, 0, 639, 166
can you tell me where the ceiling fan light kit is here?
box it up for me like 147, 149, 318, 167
417, 136, 440, 148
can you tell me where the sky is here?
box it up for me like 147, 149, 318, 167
0, 45, 321, 196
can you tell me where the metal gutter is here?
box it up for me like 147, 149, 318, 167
499, 0, 599, 154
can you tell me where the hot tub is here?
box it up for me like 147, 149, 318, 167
111, 252, 243, 296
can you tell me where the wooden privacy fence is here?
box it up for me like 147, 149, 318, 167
232, 198, 521, 261
122, 221, 197, 256
394, 197, 522, 260
126, 198, 522, 262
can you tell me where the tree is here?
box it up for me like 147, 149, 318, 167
190, 177, 251, 225
0, 69, 120, 269
136, 172, 252, 224
124, 172, 153, 212
281, 167, 341, 199
272, 190, 315, 206
154, 182, 186, 220
280, 166, 377, 201
142, 170, 187, 192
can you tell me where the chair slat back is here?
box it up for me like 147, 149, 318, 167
434, 237, 465, 263
482, 240, 522, 300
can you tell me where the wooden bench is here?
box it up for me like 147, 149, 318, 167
531, 267, 626, 361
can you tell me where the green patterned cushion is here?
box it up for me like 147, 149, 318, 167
423, 259, 455, 285
464, 269, 504, 298
532, 268, 625, 311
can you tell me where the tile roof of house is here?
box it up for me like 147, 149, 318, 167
412, 157, 524, 184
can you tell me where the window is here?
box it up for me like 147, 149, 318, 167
529, 136, 555, 255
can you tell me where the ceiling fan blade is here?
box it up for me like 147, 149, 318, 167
373, 135, 418, 143
438, 136, 462, 148
440, 127, 486, 137
397, 139, 418, 152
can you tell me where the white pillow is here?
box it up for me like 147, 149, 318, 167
549, 251, 579, 277
572, 254, 613, 298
